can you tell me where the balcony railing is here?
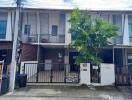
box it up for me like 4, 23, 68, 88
113, 36, 123, 45
27, 34, 65, 43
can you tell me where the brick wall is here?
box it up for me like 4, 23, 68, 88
21, 43, 37, 61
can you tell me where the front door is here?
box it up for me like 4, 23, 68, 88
45, 59, 52, 71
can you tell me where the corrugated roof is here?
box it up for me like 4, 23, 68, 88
0, 0, 132, 11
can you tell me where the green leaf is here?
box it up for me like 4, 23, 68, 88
69, 8, 118, 65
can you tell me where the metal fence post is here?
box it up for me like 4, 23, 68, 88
64, 64, 66, 83
23, 63, 25, 74
78, 65, 80, 83
50, 63, 53, 83
36, 63, 39, 83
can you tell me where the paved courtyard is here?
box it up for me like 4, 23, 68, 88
0, 85, 132, 100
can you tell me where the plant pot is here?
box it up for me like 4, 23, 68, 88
1, 75, 9, 94
18, 74, 27, 87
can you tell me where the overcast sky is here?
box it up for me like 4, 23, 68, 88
0, 0, 132, 10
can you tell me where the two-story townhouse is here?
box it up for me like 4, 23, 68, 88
70, 11, 132, 85
19, 8, 132, 84
20, 9, 71, 69
0, 8, 15, 74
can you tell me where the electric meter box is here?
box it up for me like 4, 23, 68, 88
80, 63, 90, 85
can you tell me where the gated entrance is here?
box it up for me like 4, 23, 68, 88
90, 64, 101, 83
23, 63, 80, 83
115, 65, 132, 86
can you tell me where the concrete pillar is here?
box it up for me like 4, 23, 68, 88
6, 11, 12, 41
65, 13, 71, 45
112, 46, 115, 64
64, 49, 70, 73
36, 12, 40, 37
123, 14, 129, 45
108, 14, 113, 43
36, 12, 40, 63
9, 8, 19, 92
11, 11, 15, 40
108, 14, 112, 24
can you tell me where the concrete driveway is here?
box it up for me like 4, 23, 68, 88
0, 85, 132, 100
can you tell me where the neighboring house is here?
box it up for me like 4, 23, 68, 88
0, 8, 14, 74
20, 9, 71, 69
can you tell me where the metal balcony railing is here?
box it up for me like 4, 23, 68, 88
113, 35, 123, 45
27, 34, 65, 43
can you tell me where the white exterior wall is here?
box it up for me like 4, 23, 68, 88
80, 63, 115, 86
49, 11, 60, 42
6, 11, 12, 41
65, 13, 71, 45
49, 12, 60, 34
100, 63, 115, 86
21, 10, 132, 46
40, 13, 49, 34
80, 63, 91, 85
123, 14, 129, 45
22, 12, 37, 42
22, 11, 66, 44
20, 61, 38, 79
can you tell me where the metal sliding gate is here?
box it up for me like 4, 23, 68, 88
115, 65, 132, 86
23, 63, 80, 83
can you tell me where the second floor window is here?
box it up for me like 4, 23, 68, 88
128, 15, 132, 42
129, 23, 132, 42
0, 20, 7, 39
112, 15, 122, 34
52, 25, 58, 36
24, 25, 31, 35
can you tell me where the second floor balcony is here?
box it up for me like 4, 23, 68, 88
26, 34, 65, 44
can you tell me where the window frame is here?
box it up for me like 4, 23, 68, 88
24, 24, 31, 35
51, 25, 58, 36
0, 20, 7, 39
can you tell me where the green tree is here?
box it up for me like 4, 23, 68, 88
69, 8, 118, 65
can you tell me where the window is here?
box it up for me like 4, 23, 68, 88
60, 14, 65, 34
51, 25, 58, 36
0, 20, 7, 39
112, 15, 122, 33
24, 25, 31, 35
128, 15, 132, 42
128, 54, 132, 67
129, 23, 132, 42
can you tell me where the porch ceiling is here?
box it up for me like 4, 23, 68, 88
0, 42, 13, 49
103, 45, 132, 49
30, 43, 69, 48
40, 45, 68, 49
113, 45, 132, 49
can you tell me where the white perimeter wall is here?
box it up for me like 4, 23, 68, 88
80, 63, 115, 86
20, 61, 38, 79
100, 63, 115, 86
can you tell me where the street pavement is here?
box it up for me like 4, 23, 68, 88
0, 85, 132, 100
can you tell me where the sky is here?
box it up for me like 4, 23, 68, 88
0, 0, 132, 10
